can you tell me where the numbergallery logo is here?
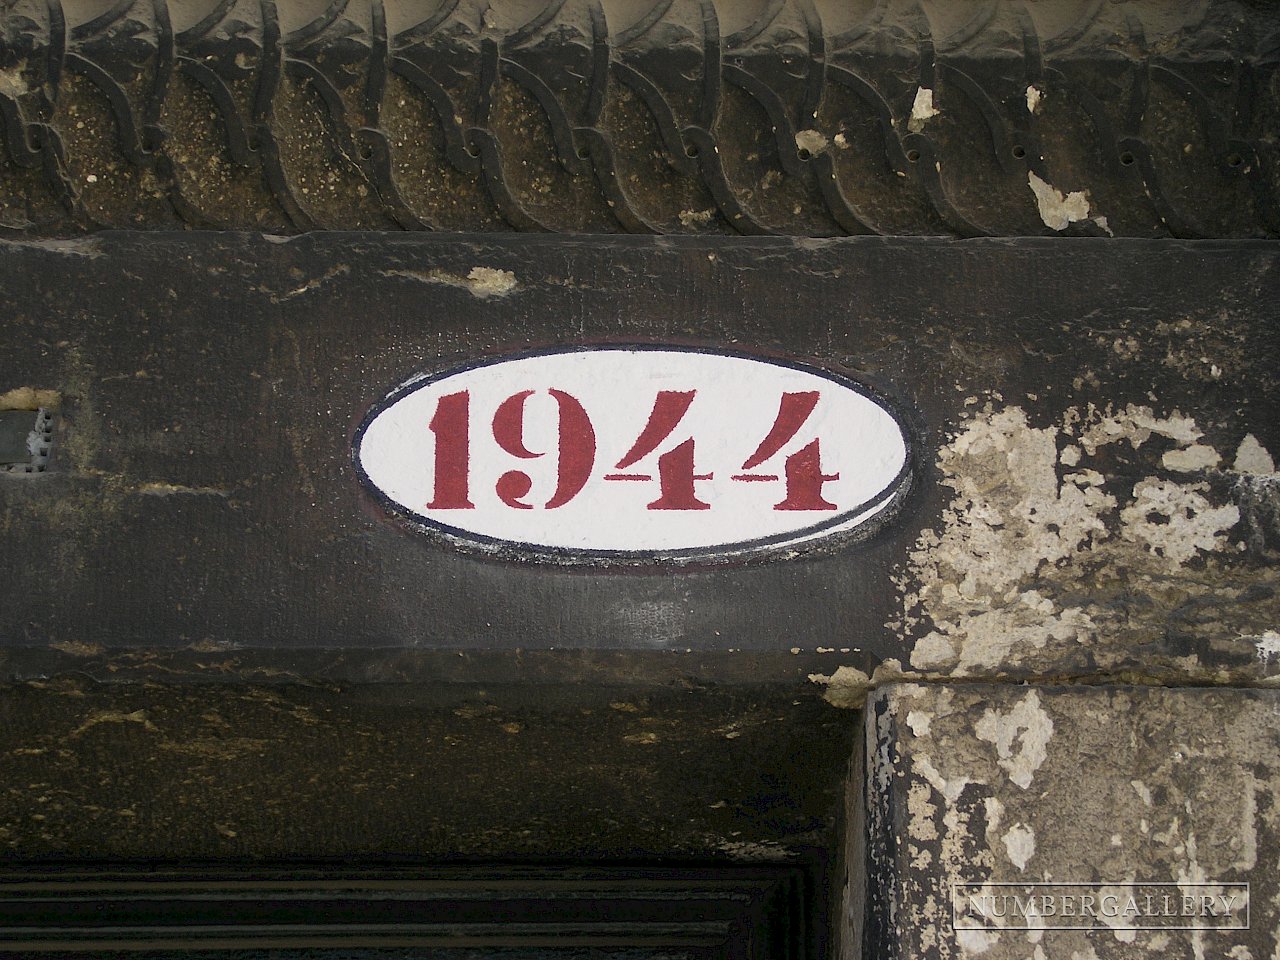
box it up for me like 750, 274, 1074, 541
952, 882, 1250, 932
354, 346, 913, 562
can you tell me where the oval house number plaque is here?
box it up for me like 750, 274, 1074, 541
354, 347, 911, 563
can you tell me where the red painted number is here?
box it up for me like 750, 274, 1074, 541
426, 390, 474, 509
735, 392, 840, 510
425, 388, 838, 512
607, 391, 711, 510
491, 389, 597, 509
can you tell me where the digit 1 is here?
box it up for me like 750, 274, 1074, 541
426, 390, 474, 509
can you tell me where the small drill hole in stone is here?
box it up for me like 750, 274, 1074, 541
576, 146, 590, 160
1120, 152, 1135, 166
906, 149, 921, 163
685, 143, 699, 159
359, 144, 374, 160
1011, 144, 1026, 159
797, 148, 811, 161
1227, 153, 1244, 168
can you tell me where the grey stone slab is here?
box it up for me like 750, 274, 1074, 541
854, 683, 1279, 960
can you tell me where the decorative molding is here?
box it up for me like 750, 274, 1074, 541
0, 0, 1275, 236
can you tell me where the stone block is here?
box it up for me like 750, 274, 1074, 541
856, 683, 1277, 959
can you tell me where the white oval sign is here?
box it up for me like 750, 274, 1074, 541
354, 347, 911, 562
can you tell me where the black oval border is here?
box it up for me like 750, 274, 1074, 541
352, 344, 915, 565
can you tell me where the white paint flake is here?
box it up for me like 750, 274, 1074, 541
974, 690, 1054, 789
1025, 85, 1043, 113
1256, 631, 1280, 662
897, 400, 1258, 676
914, 753, 972, 804
955, 927, 1000, 954
382, 266, 518, 299
1162, 443, 1220, 472
464, 266, 517, 298
794, 129, 828, 157
908, 87, 940, 133
1234, 434, 1276, 474
1027, 172, 1092, 230
906, 710, 932, 737
678, 208, 714, 227
1119, 479, 1239, 565
1002, 823, 1036, 870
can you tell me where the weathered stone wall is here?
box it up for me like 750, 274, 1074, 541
0, 2, 1277, 957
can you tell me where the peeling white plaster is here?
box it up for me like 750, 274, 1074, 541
1256, 631, 1280, 662
1025, 85, 1043, 113
955, 927, 1000, 954
806, 665, 869, 707
382, 266, 518, 299
794, 129, 828, 157
1131, 779, 1153, 805
974, 690, 1054, 789
678, 208, 715, 227
1235, 434, 1276, 474
1027, 172, 1092, 231
1162, 443, 1220, 472
914, 753, 972, 804
1002, 822, 1036, 870
908, 87, 940, 133
982, 796, 1003, 838
464, 266, 518, 298
1119, 479, 1239, 566
1079, 404, 1202, 452
899, 401, 1253, 675
809, 660, 904, 708
902, 407, 1109, 672
906, 710, 932, 737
